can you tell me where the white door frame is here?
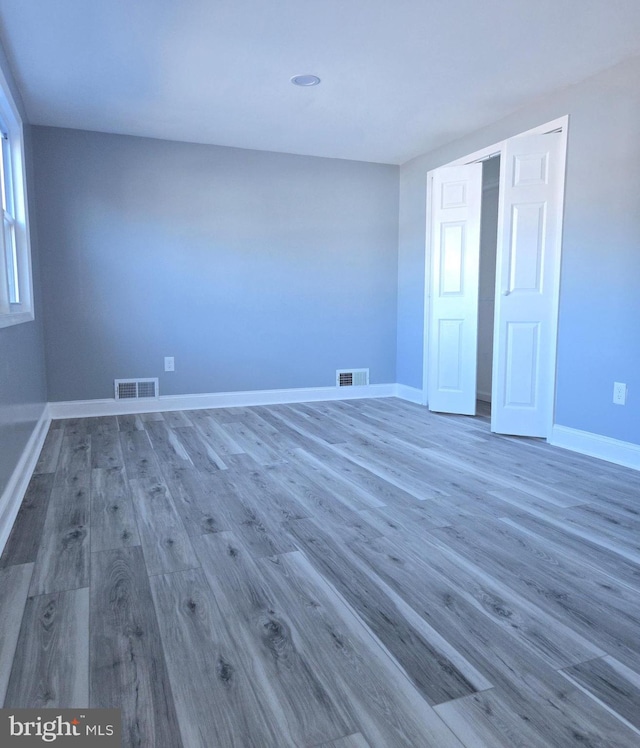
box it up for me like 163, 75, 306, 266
422, 115, 569, 440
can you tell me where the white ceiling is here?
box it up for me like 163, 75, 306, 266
0, 0, 639, 164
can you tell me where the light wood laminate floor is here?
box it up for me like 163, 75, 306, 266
1, 398, 640, 747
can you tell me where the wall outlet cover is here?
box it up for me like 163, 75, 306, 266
613, 381, 627, 405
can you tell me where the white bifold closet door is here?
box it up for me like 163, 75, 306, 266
491, 131, 564, 437
428, 163, 483, 415
428, 131, 565, 437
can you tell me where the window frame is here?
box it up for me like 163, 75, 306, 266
0, 63, 33, 329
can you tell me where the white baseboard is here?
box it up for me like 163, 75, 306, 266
49, 383, 399, 419
395, 384, 425, 405
0, 405, 51, 556
477, 391, 492, 403
551, 425, 640, 471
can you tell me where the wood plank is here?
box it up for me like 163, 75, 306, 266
357, 503, 452, 537
356, 399, 488, 451
282, 439, 420, 510
90, 546, 183, 747
327, 436, 445, 501
53, 432, 91, 485
556, 502, 640, 554
150, 567, 296, 747
584, 487, 640, 522
160, 465, 230, 537
436, 682, 640, 747
185, 410, 246, 456
493, 497, 640, 567
91, 467, 141, 552
195, 532, 356, 746
251, 405, 330, 452
200, 406, 246, 424
352, 433, 524, 500
502, 512, 640, 591
33, 427, 64, 474
304, 400, 437, 450
119, 429, 162, 480
129, 473, 198, 575
316, 733, 372, 748
434, 689, 558, 748
223, 421, 286, 465
264, 459, 381, 541
4, 587, 89, 708
138, 411, 165, 422
0, 473, 54, 568
144, 420, 194, 472
162, 410, 192, 428
231, 464, 309, 523
561, 655, 640, 732
91, 430, 124, 469
281, 447, 386, 511
255, 404, 346, 445
419, 448, 584, 508
83, 416, 119, 434
285, 518, 486, 705
173, 425, 227, 472
201, 469, 298, 558
0, 563, 33, 705
29, 470, 90, 596
55, 417, 90, 436
117, 413, 145, 431
427, 517, 640, 668
257, 550, 465, 747
349, 531, 604, 673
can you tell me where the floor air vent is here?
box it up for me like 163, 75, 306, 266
115, 378, 159, 400
336, 368, 369, 387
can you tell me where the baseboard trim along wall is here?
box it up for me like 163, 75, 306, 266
550, 424, 640, 472
0, 405, 51, 554
48, 383, 400, 419
394, 384, 424, 405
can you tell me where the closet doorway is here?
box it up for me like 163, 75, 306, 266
424, 117, 568, 438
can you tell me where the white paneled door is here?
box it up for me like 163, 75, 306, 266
428, 163, 483, 414
491, 131, 564, 436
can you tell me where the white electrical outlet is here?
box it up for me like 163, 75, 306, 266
613, 381, 627, 405
164, 356, 175, 372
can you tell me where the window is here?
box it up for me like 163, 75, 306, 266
0, 66, 33, 328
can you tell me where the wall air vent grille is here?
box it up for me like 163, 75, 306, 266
336, 369, 369, 387
115, 378, 159, 400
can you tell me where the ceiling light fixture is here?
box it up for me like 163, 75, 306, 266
290, 74, 321, 87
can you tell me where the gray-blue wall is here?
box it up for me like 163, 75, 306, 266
0, 128, 47, 496
396, 55, 640, 445
0, 34, 48, 501
33, 128, 399, 401
0, 280, 47, 496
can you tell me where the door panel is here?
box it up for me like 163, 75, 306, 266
492, 132, 564, 436
440, 223, 465, 295
437, 318, 464, 391
428, 164, 482, 415
504, 321, 539, 406
509, 202, 545, 291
